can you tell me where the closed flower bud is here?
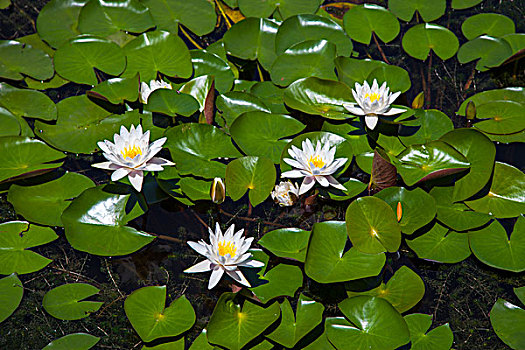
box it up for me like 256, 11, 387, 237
210, 177, 226, 204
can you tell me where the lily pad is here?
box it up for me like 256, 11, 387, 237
207, 293, 280, 350
388, 0, 446, 22
8, 172, 95, 227
304, 221, 386, 283
62, 186, 154, 256
89, 75, 140, 105
400, 109, 453, 146
267, 295, 325, 348
346, 197, 401, 254
258, 227, 311, 262
123, 30, 192, 82
404, 314, 454, 350
230, 111, 305, 163
465, 162, 525, 218
474, 101, 525, 135
125, 285, 195, 342
407, 222, 471, 263
0, 83, 57, 121
457, 35, 513, 71
238, 0, 321, 19
250, 263, 303, 304
469, 217, 525, 272
452, 0, 482, 9
347, 266, 425, 313
271, 40, 337, 87
165, 123, 242, 179
326, 296, 410, 350
43, 283, 103, 320
284, 77, 354, 119
0, 136, 64, 183
180, 75, 214, 113
225, 156, 276, 206
141, 339, 184, 350
374, 187, 436, 234
216, 91, 271, 127
457, 87, 525, 116
249, 81, 287, 114
490, 293, 525, 349
54, 35, 126, 85
0, 221, 58, 275
43, 333, 100, 350
367, 65, 412, 94
0, 274, 23, 323
343, 4, 400, 44
0, 40, 54, 81
0, 107, 20, 137
145, 89, 200, 117
462, 13, 515, 40
402, 24, 459, 61
395, 141, 470, 186
191, 50, 235, 93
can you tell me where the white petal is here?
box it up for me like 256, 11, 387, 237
326, 175, 347, 191
299, 176, 316, 195
382, 107, 407, 116
208, 267, 224, 289
92, 161, 121, 170
365, 115, 379, 130
281, 170, 306, 178
225, 269, 251, 287
111, 167, 131, 181
371, 79, 379, 92
239, 259, 265, 268
316, 175, 330, 187
184, 259, 213, 273
120, 125, 130, 139
188, 241, 208, 256
128, 170, 144, 192
283, 158, 305, 170
97, 141, 111, 154
343, 104, 366, 116
388, 91, 401, 104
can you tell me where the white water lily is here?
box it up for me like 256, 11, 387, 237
271, 181, 300, 207
92, 125, 174, 192
184, 223, 264, 289
281, 139, 348, 195
343, 79, 406, 130
140, 79, 172, 104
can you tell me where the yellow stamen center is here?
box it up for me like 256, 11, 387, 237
121, 144, 142, 159
218, 241, 237, 257
309, 155, 325, 168
365, 92, 381, 103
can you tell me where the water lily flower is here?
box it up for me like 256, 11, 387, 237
343, 79, 406, 130
140, 79, 172, 104
184, 223, 264, 289
281, 139, 348, 195
210, 177, 226, 204
92, 125, 174, 192
271, 181, 300, 207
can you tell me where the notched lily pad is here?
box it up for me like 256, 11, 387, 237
43, 283, 103, 320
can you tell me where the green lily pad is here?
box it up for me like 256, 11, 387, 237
400, 109, 453, 146
180, 75, 214, 113
35, 95, 140, 154
457, 35, 513, 71
123, 30, 192, 82
36, 0, 89, 48
462, 13, 515, 40
404, 314, 454, 350
457, 87, 525, 116
216, 91, 271, 127
0, 274, 23, 323
207, 293, 280, 350
43, 333, 100, 350
474, 101, 525, 135
490, 292, 525, 349
267, 295, 325, 348
407, 222, 471, 263
0, 221, 58, 275
0, 40, 54, 81
165, 123, 242, 179
469, 217, 525, 272
502, 33, 525, 54
328, 178, 368, 201
143, 0, 216, 35
89, 75, 140, 105
141, 339, 184, 350
7, 172, 94, 227
258, 227, 311, 262
188, 329, 214, 349
305, 221, 386, 283
283, 77, 354, 119
0, 136, 64, 183
374, 187, 436, 235
249, 81, 287, 114
230, 111, 305, 163
124, 286, 195, 342
0, 83, 57, 121
0, 107, 20, 137
225, 156, 276, 206
43, 283, 103, 320
54, 35, 126, 85
271, 40, 337, 87
223, 17, 279, 71
367, 65, 412, 94
347, 266, 425, 313
388, 0, 446, 22
62, 186, 154, 256
465, 162, 525, 218
250, 263, 303, 304
326, 296, 410, 350
175, 177, 210, 202
303, 331, 335, 350
191, 50, 235, 93
275, 14, 352, 56
238, 0, 321, 19
145, 89, 200, 117
78, 0, 154, 37
402, 23, 459, 61
395, 141, 470, 186
346, 197, 401, 254
452, 0, 482, 9
430, 186, 491, 231
343, 4, 400, 44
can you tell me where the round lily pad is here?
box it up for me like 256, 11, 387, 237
474, 101, 525, 135
388, 0, 446, 22
180, 75, 214, 113
62, 186, 154, 256
0, 274, 23, 323
89, 75, 140, 105
238, 0, 321, 19
0, 107, 20, 137
490, 295, 525, 349
462, 13, 515, 40
249, 81, 287, 114
191, 50, 235, 93
457, 87, 525, 116
346, 197, 401, 254
250, 262, 303, 304
0, 221, 58, 275
452, 0, 482, 9
404, 314, 454, 350
124, 285, 195, 342
258, 227, 311, 262
0, 40, 54, 81
457, 35, 513, 71
36, 0, 88, 48
43, 333, 100, 350
145, 89, 200, 117
402, 23, 459, 61
343, 4, 400, 45
400, 109, 453, 146
144, 0, 216, 35
43, 283, 103, 320
304, 221, 386, 283
216, 91, 271, 127
0, 83, 57, 121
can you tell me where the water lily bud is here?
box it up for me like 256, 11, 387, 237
412, 91, 424, 109
271, 181, 300, 207
210, 177, 226, 204
466, 101, 476, 120
397, 201, 403, 222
